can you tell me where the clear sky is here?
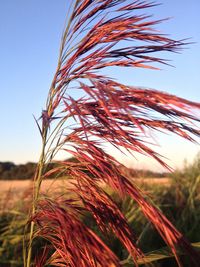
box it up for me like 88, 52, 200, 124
0, 0, 200, 171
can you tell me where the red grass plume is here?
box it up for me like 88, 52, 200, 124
26, 1, 200, 267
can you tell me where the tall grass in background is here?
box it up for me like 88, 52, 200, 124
170, 154, 200, 241
21, 1, 200, 266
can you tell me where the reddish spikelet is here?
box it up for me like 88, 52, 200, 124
34, 246, 49, 267
64, 80, 200, 169
57, 0, 184, 84
118, 1, 157, 11
33, 199, 121, 267
64, 144, 200, 266
72, 175, 144, 265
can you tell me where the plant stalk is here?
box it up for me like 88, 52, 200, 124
25, 129, 47, 267
25, 2, 81, 266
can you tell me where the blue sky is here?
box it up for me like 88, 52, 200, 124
0, 0, 200, 171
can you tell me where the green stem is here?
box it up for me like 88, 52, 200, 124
25, 130, 47, 267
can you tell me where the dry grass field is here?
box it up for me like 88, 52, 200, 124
0, 179, 73, 210
0, 177, 170, 211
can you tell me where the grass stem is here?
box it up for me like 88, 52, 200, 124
25, 130, 47, 267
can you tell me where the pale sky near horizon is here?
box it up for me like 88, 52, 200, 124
0, 1, 200, 171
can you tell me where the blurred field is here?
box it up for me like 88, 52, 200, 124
0, 179, 74, 211
0, 177, 170, 210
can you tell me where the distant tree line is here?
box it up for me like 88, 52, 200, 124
0, 162, 37, 180
0, 158, 168, 180
122, 167, 169, 179
0, 157, 83, 180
